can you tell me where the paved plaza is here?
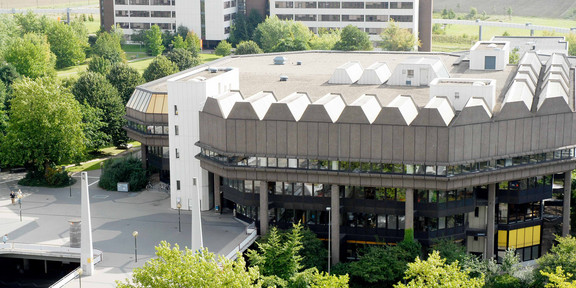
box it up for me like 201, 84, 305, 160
0, 170, 250, 287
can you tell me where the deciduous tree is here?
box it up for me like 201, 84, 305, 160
379, 20, 420, 51
333, 25, 373, 51
46, 21, 87, 68
72, 72, 127, 146
143, 56, 178, 82
106, 63, 144, 104
537, 235, 576, 284
253, 15, 313, 52
2, 77, 85, 173
116, 241, 261, 288
92, 30, 126, 63
394, 251, 484, 288
235, 40, 263, 55
166, 48, 199, 71
215, 40, 232, 56
4, 33, 56, 79
145, 24, 164, 56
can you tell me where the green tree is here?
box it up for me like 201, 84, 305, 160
537, 235, 576, 284
394, 251, 484, 288
2, 77, 85, 174
248, 224, 303, 281
46, 21, 87, 68
176, 25, 189, 39
253, 15, 313, 52
566, 33, 576, 56
142, 56, 179, 82
0, 62, 21, 90
14, 12, 49, 34
161, 30, 175, 51
541, 267, 576, 288
92, 30, 126, 63
468, 7, 478, 20
300, 227, 328, 271
341, 238, 421, 287
507, 7, 513, 20
235, 40, 263, 55
106, 63, 144, 104
333, 25, 373, 51
80, 103, 109, 151
171, 34, 187, 49
117, 241, 261, 287
379, 20, 420, 51
166, 48, 199, 71
87, 56, 112, 75
0, 15, 19, 54
429, 238, 467, 264
145, 25, 165, 56
99, 157, 147, 191
185, 30, 202, 53
4, 33, 56, 79
215, 40, 233, 56
72, 72, 127, 146
229, 9, 263, 46
309, 29, 341, 50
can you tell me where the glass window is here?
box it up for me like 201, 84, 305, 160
295, 1, 316, 8
342, 2, 364, 8
366, 15, 389, 22
438, 216, 446, 230
275, 1, 293, 8
387, 215, 397, 229
321, 15, 340, 21
366, 1, 388, 8
245, 181, 253, 194
304, 183, 313, 196
318, 1, 339, 8
342, 15, 364, 22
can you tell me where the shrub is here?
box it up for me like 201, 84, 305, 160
214, 40, 232, 56
99, 157, 147, 191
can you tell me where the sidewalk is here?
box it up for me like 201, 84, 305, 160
0, 170, 249, 287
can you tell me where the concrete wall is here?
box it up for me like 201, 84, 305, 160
168, 69, 240, 211
199, 111, 576, 166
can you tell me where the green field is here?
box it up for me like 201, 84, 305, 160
432, 13, 576, 52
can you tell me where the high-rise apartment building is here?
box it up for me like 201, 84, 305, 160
100, 0, 252, 44
269, 0, 432, 51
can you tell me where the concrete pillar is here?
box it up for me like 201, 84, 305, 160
330, 184, 340, 265
141, 144, 148, 169
563, 171, 572, 236
418, 0, 433, 52
405, 188, 414, 231
259, 181, 269, 235
69, 219, 81, 248
80, 172, 94, 276
486, 183, 496, 259
214, 174, 221, 213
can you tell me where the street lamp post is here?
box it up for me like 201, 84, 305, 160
177, 201, 182, 233
326, 206, 331, 274
18, 194, 22, 222
78, 268, 83, 288
132, 231, 139, 262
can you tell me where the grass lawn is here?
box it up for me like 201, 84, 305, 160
128, 57, 155, 74
432, 13, 576, 52
56, 62, 88, 79
200, 53, 222, 63
66, 141, 141, 173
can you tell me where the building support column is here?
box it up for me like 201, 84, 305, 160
563, 171, 572, 236
259, 181, 269, 235
214, 174, 221, 213
405, 188, 414, 232
486, 183, 496, 259
141, 144, 147, 169
330, 184, 340, 265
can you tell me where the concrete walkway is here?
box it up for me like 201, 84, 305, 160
0, 170, 251, 287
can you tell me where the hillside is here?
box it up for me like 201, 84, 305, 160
0, 0, 96, 9
434, 0, 576, 19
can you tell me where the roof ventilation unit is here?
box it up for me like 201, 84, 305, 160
280, 75, 288, 81
274, 56, 287, 65
208, 67, 218, 73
